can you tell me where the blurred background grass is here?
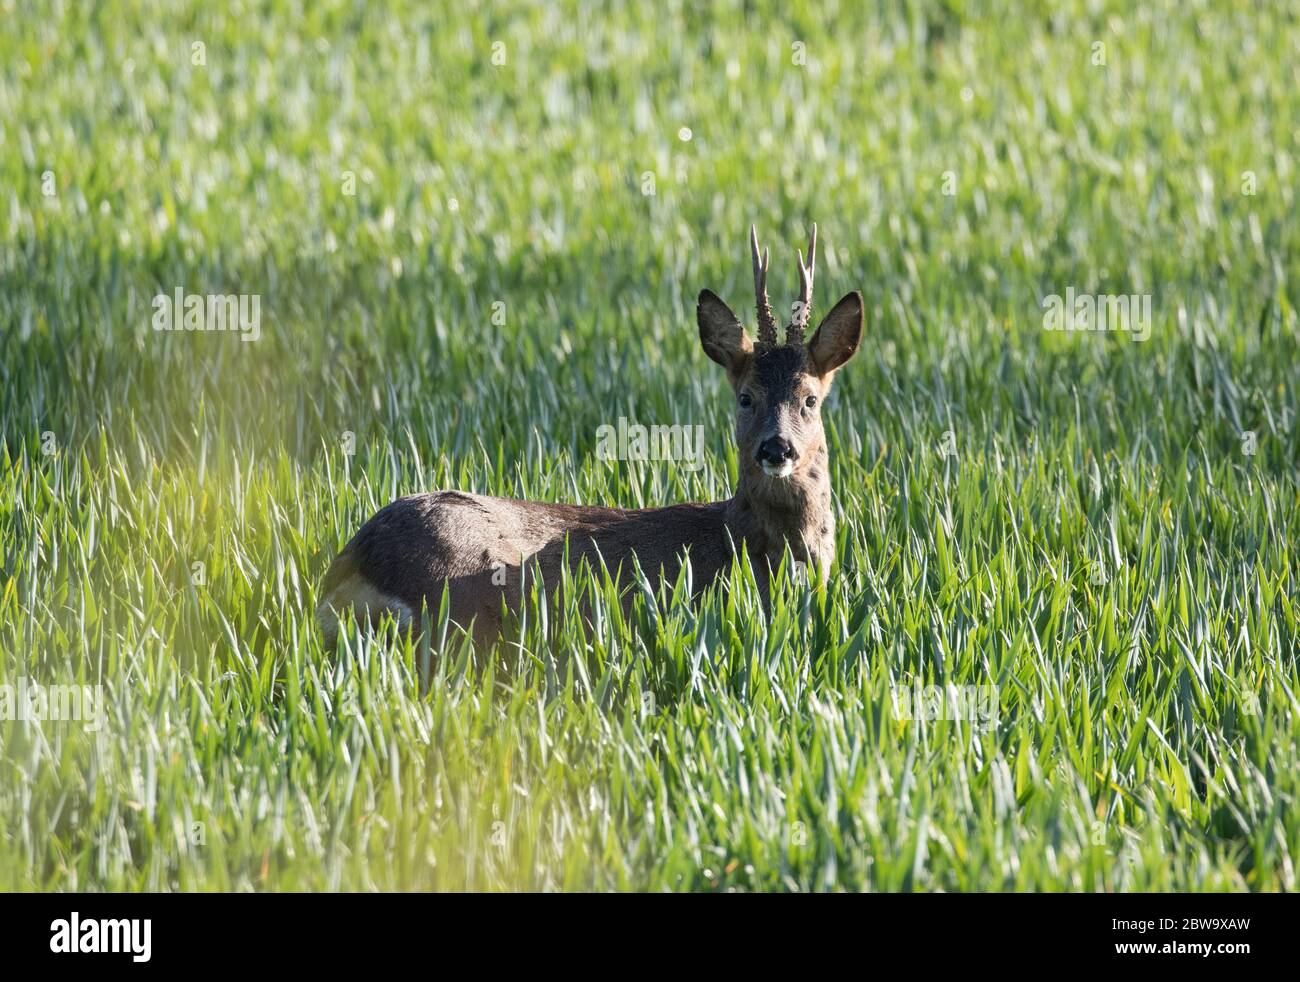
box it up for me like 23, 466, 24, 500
1, 0, 1298, 890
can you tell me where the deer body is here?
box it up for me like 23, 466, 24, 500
318, 227, 862, 647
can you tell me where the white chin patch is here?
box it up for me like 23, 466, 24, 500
761, 459, 795, 479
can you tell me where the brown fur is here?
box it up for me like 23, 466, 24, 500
318, 232, 864, 648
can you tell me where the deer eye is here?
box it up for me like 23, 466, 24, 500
738, 392, 754, 409
804, 395, 818, 409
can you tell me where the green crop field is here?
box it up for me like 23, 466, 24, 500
2, 0, 1298, 892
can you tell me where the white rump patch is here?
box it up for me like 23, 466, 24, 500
317, 574, 415, 646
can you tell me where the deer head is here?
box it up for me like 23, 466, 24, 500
697, 225, 863, 483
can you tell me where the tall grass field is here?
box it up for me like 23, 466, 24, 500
2, 0, 1298, 892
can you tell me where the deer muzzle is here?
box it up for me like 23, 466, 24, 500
757, 436, 797, 478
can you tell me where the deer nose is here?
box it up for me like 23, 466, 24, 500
756, 437, 797, 465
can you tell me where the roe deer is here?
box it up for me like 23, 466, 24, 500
318, 225, 863, 647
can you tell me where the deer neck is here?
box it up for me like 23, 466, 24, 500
726, 442, 835, 574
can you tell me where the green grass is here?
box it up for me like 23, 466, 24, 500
2, 0, 1299, 891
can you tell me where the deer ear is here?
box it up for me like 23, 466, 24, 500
808, 291, 863, 377
697, 290, 753, 380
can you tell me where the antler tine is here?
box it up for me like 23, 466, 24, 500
750, 224, 779, 349
787, 223, 817, 346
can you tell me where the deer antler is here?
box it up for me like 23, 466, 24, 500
751, 225, 779, 350
786, 223, 816, 346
